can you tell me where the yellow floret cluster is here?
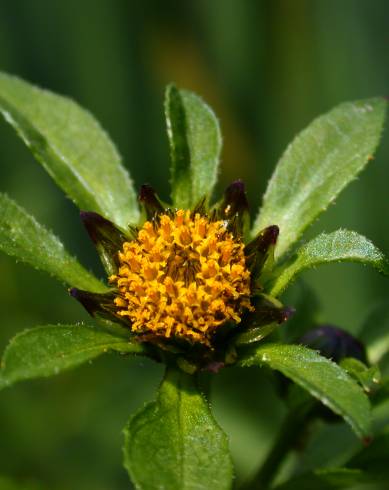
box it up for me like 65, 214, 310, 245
109, 210, 253, 346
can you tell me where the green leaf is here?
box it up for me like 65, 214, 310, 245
252, 98, 387, 258
268, 229, 389, 297
239, 343, 372, 439
0, 72, 139, 229
165, 85, 222, 208
274, 468, 370, 490
0, 193, 107, 292
339, 358, 381, 394
124, 367, 233, 490
0, 324, 144, 389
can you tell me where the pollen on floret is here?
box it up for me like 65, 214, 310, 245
109, 210, 253, 346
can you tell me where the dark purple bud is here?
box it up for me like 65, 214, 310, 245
139, 184, 164, 219
299, 325, 366, 363
80, 211, 127, 275
218, 180, 250, 236
223, 180, 249, 215
70, 287, 128, 326
245, 225, 279, 285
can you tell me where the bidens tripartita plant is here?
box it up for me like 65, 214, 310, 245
0, 73, 388, 489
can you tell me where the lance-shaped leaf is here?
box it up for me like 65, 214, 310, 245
268, 229, 389, 297
0, 72, 139, 229
239, 343, 372, 439
0, 193, 107, 292
124, 367, 233, 490
165, 85, 222, 209
0, 324, 144, 390
252, 98, 387, 258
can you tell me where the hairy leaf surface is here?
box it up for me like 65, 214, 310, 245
0, 324, 143, 389
124, 367, 233, 490
253, 98, 387, 258
0, 72, 139, 228
268, 230, 389, 297
240, 343, 371, 439
0, 193, 106, 292
165, 85, 222, 208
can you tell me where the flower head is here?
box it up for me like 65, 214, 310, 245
71, 181, 291, 368
109, 210, 253, 345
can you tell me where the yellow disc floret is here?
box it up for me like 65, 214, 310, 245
109, 210, 253, 346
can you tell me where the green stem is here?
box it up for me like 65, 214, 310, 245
241, 401, 314, 490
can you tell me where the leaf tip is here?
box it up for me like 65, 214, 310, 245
164, 83, 179, 103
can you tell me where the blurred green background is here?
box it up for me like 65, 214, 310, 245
0, 1, 388, 489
